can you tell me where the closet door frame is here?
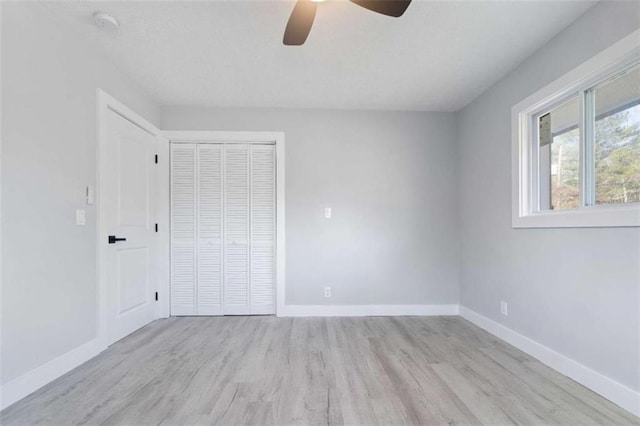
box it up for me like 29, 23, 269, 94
164, 131, 285, 317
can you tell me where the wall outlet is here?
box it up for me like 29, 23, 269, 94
500, 300, 508, 316
324, 207, 332, 219
324, 287, 331, 298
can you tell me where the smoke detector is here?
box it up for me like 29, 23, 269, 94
93, 12, 119, 32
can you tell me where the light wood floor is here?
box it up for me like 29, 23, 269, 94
1, 316, 638, 425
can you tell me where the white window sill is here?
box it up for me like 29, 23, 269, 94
512, 204, 640, 228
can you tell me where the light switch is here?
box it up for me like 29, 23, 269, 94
86, 186, 95, 205
76, 209, 86, 226
324, 207, 332, 219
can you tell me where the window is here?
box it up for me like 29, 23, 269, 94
593, 67, 640, 205
537, 96, 581, 211
512, 29, 640, 228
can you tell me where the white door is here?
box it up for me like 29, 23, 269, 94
105, 110, 157, 344
248, 145, 276, 315
170, 144, 197, 315
197, 145, 224, 315
223, 144, 250, 314
170, 144, 224, 315
170, 143, 275, 316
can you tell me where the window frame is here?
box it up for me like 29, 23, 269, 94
512, 29, 640, 228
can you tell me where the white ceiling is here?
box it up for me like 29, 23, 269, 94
44, 0, 596, 111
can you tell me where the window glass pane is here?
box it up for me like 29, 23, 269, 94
594, 65, 640, 205
538, 97, 580, 210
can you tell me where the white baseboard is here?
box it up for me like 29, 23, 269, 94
459, 306, 640, 418
0, 338, 105, 411
278, 304, 459, 317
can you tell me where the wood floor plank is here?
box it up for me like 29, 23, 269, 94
1, 316, 637, 426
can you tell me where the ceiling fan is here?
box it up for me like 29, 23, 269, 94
283, 0, 412, 46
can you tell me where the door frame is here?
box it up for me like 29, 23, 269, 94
97, 89, 163, 347
163, 131, 286, 317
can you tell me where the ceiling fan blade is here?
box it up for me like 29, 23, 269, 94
283, 0, 318, 46
348, 0, 412, 17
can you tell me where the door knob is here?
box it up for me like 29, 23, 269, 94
108, 235, 127, 244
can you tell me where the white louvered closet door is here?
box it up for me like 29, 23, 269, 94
223, 144, 250, 314
250, 145, 276, 314
197, 145, 224, 315
170, 144, 197, 315
171, 142, 275, 316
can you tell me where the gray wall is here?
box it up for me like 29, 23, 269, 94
162, 108, 459, 306
457, 1, 640, 392
1, 2, 160, 385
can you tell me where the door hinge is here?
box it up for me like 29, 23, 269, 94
155, 223, 158, 232
154, 154, 158, 164
155, 292, 158, 301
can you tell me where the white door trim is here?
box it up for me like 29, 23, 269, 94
164, 131, 286, 317
97, 89, 162, 347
